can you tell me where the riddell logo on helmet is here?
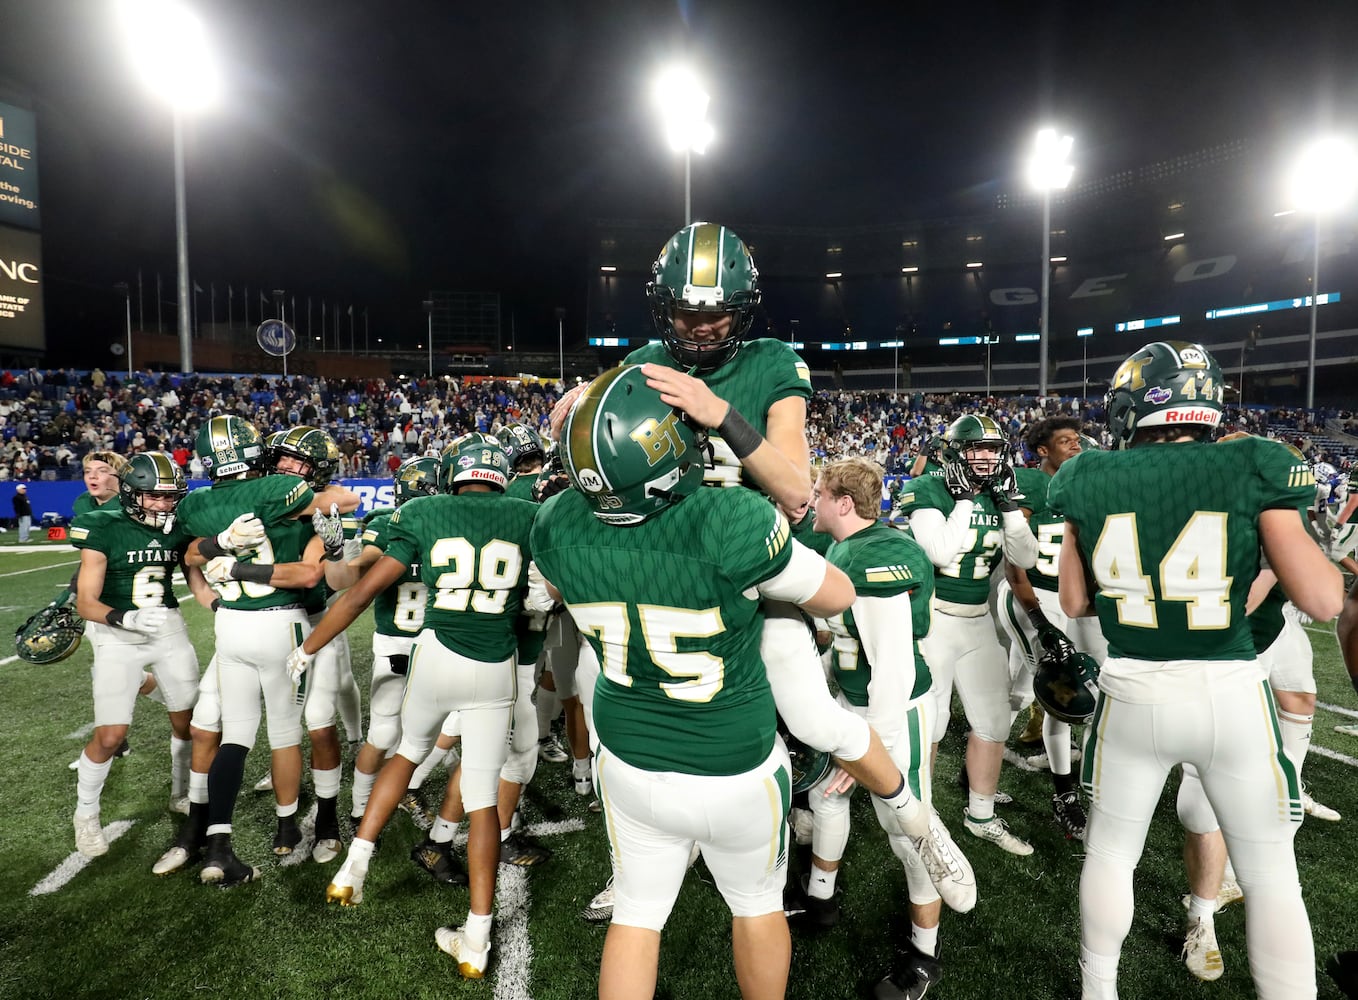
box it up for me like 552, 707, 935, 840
466, 469, 501, 482
1165, 408, 1218, 423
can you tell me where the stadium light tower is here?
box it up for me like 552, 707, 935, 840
1027, 128, 1074, 398
653, 64, 713, 225
1287, 135, 1358, 409
118, 0, 219, 374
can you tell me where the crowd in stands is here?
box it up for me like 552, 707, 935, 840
0, 366, 1354, 482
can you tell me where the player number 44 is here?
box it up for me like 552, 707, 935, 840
1090, 511, 1232, 629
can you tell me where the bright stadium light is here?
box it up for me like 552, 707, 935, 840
1028, 127, 1074, 398
118, 0, 220, 374
653, 64, 714, 225
1288, 135, 1358, 408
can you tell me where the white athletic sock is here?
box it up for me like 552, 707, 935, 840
1277, 710, 1313, 777
967, 791, 995, 823
911, 922, 938, 957
807, 866, 838, 899
276, 799, 298, 819
1079, 948, 1119, 1000
75, 752, 113, 815
1187, 895, 1216, 924
431, 817, 458, 844
170, 737, 192, 798
351, 769, 377, 818
463, 911, 493, 950
1042, 714, 1072, 776
572, 756, 591, 781
409, 742, 448, 790
500, 826, 512, 843
536, 685, 561, 738
188, 768, 210, 805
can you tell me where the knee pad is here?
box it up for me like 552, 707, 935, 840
500, 745, 538, 786
366, 712, 401, 753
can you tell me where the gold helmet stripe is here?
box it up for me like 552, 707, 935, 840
565, 367, 628, 491
688, 223, 721, 290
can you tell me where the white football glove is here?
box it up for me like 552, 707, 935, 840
217, 513, 266, 554
122, 607, 168, 635
311, 503, 345, 561
203, 556, 238, 585
285, 645, 315, 685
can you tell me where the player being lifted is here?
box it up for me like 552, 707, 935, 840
69, 453, 214, 857
896, 414, 1040, 854
1048, 340, 1342, 1000
289, 433, 536, 981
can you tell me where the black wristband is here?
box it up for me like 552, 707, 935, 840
230, 562, 274, 585
882, 773, 907, 801
210, 598, 222, 612
716, 405, 764, 461
324, 545, 344, 562
1026, 607, 1051, 632
198, 535, 226, 560
105, 608, 126, 628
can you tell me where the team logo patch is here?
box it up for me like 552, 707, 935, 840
1177, 346, 1208, 367
576, 468, 605, 493
457, 455, 477, 468
1144, 386, 1173, 405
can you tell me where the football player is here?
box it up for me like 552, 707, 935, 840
290, 433, 535, 981
532, 367, 941, 1000
811, 457, 976, 999
896, 414, 1040, 855
1049, 340, 1342, 1000
996, 416, 1105, 839
69, 452, 212, 857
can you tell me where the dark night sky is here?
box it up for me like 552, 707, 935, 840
3, 0, 1358, 351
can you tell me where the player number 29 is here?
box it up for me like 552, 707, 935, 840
429, 537, 522, 614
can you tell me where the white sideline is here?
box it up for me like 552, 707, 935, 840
1318, 701, 1358, 721
29, 820, 136, 895
1310, 744, 1358, 769
493, 867, 532, 1000
0, 545, 76, 556
0, 654, 18, 666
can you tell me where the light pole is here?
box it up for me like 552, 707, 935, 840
115, 282, 133, 377
555, 307, 566, 385
654, 65, 713, 225
983, 335, 999, 397
1077, 327, 1093, 401
422, 300, 434, 379
1027, 128, 1074, 399
1287, 136, 1358, 410
118, 0, 219, 374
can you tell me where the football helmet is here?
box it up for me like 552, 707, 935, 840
195, 415, 264, 479
1105, 340, 1224, 449
15, 602, 84, 665
394, 456, 440, 505
1033, 633, 1101, 725
647, 222, 762, 373
119, 452, 187, 533
264, 425, 339, 488
783, 729, 833, 795
942, 414, 1010, 489
497, 423, 546, 476
440, 433, 509, 493
559, 365, 705, 525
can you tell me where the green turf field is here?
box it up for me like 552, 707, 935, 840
0, 540, 1354, 999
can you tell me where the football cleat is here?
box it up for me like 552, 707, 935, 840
152, 845, 197, 877
1182, 917, 1224, 981
1302, 789, 1341, 822
499, 832, 552, 867
168, 796, 190, 817
199, 834, 260, 888
1052, 790, 1088, 840
537, 736, 569, 764
917, 812, 977, 913
580, 876, 615, 922
588, 797, 603, 814
1018, 703, 1045, 746
1326, 951, 1358, 999
874, 940, 943, 1000
410, 837, 468, 886
325, 857, 366, 906
253, 771, 274, 793
786, 874, 839, 930
73, 811, 109, 858
397, 790, 435, 831
574, 773, 594, 798
962, 813, 1033, 856
272, 815, 303, 856
313, 838, 343, 865
1181, 875, 1244, 913
435, 925, 491, 980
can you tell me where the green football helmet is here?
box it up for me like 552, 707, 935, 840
394, 456, 440, 505
195, 415, 264, 480
1105, 340, 1224, 450
440, 433, 509, 493
559, 365, 706, 525
264, 425, 340, 488
14, 602, 84, 665
118, 451, 188, 533
497, 422, 546, 476
942, 414, 1010, 488
1033, 635, 1101, 725
647, 221, 762, 372
783, 729, 833, 795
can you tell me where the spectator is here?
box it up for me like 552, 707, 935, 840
13, 483, 32, 541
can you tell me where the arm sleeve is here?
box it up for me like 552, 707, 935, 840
908, 501, 975, 568
853, 593, 916, 746
1000, 509, 1039, 569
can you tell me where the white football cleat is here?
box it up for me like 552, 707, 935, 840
325, 857, 366, 906
1183, 917, 1224, 981
581, 876, 615, 922
152, 846, 193, 876
918, 812, 977, 912
962, 812, 1033, 856
1302, 790, 1341, 822
1181, 874, 1244, 913
313, 838, 343, 864
253, 772, 274, 793
435, 925, 491, 979
168, 796, 190, 816
73, 812, 109, 858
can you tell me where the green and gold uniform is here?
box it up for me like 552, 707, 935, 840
69, 507, 190, 610
895, 474, 1006, 605
72, 491, 112, 518
362, 509, 426, 638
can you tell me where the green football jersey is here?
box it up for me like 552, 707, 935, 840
1047, 437, 1314, 661
824, 521, 934, 706
72, 492, 112, 518
178, 474, 315, 611
505, 472, 537, 501
624, 338, 812, 490
489, 474, 548, 659
361, 509, 427, 638
532, 485, 794, 776
1015, 466, 1060, 592
69, 506, 190, 611
1248, 581, 1287, 653
384, 491, 537, 662
895, 473, 1005, 604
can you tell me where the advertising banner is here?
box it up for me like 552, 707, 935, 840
0, 102, 39, 230
0, 224, 43, 351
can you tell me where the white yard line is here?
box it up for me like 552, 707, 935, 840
1309, 744, 1358, 769
0, 654, 19, 666
29, 820, 136, 895
65, 722, 95, 741
0, 559, 77, 578
1317, 701, 1358, 721
1, 545, 76, 555
492, 866, 533, 1000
